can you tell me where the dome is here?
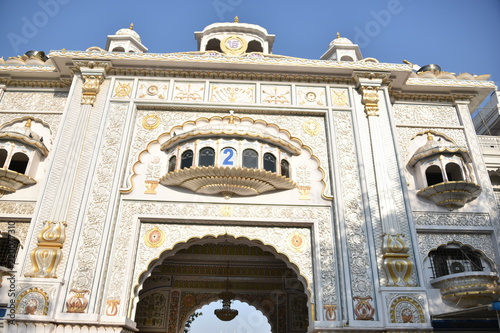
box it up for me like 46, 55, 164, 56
329, 33, 354, 47
408, 132, 469, 167
115, 24, 141, 42
0, 119, 48, 156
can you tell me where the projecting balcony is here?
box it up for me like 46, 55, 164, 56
430, 272, 500, 308
417, 181, 482, 211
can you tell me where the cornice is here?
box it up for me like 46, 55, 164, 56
406, 78, 497, 89
48, 50, 413, 72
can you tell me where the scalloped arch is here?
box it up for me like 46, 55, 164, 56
124, 115, 331, 198
131, 234, 312, 319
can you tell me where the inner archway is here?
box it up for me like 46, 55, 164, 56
188, 300, 272, 333
134, 237, 309, 333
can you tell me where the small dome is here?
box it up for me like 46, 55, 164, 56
115, 24, 141, 43
0, 119, 48, 156
329, 33, 354, 47
408, 132, 469, 167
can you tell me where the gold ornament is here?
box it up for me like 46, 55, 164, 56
142, 114, 161, 130
144, 227, 166, 248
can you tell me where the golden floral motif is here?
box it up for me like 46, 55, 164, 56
144, 227, 166, 248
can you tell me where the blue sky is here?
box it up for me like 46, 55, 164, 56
1, 0, 499, 85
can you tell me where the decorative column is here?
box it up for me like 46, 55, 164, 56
354, 72, 414, 287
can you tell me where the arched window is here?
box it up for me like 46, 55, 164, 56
263, 153, 276, 172
429, 244, 484, 278
199, 147, 215, 167
9, 152, 29, 174
281, 159, 290, 178
112, 47, 125, 52
446, 163, 463, 181
425, 165, 443, 186
242, 149, 258, 169
205, 38, 222, 53
168, 156, 177, 172
0, 235, 20, 269
180, 150, 193, 169
340, 55, 354, 61
247, 40, 263, 53
0, 149, 7, 168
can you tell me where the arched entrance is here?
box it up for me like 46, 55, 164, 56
133, 236, 310, 333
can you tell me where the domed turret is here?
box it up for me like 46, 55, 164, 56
106, 23, 148, 53
321, 32, 362, 61
194, 17, 275, 56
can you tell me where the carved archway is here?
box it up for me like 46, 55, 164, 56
133, 236, 310, 333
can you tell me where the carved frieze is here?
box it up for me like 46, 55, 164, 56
392, 104, 459, 127
0, 92, 67, 112
0, 201, 35, 216
413, 212, 491, 227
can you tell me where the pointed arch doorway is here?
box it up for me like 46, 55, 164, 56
133, 236, 310, 333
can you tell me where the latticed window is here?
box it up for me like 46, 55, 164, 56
0, 235, 20, 269
242, 149, 258, 169
263, 153, 276, 172
199, 147, 215, 167
281, 159, 290, 178
429, 246, 484, 278
180, 150, 193, 169
168, 156, 177, 172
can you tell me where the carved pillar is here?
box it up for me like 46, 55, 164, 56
354, 72, 414, 287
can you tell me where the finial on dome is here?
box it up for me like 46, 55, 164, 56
234, 16, 239, 23
25, 118, 32, 128
336, 32, 341, 38
427, 131, 434, 141
229, 110, 235, 124
129, 23, 134, 30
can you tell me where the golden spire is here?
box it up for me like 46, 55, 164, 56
25, 118, 32, 128
229, 110, 235, 124
336, 32, 341, 38
427, 131, 434, 141
234, 16, 239, 23
129, 23, 134, 30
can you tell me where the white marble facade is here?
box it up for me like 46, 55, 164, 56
0, 21, 498, 333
